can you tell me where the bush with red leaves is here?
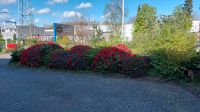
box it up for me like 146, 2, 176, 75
19, 43, 149, 77
20, 43, 63, 67
113, 44, 132, 54
49, 45, 92, 70
93, 45, 149, 76
49, 50, 71, 69
117, 56, 150, 77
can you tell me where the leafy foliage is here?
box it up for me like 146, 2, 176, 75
92, 36, 122, 48
0, 33, 5, 52
57, 36, 72, 49
50, 45, 92, 70
17, 43, 149, 77
24, 39, 39, 47
10, 48, 24, 63
133, 4, 158, 38
183, 0, 193, 16
132, 3, 196, 80
20, 43, 63, 67
92, 44, 149, 76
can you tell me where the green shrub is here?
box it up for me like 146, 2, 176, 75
10, 48, 24, 63
91, 36, 122, 48
85, 48, 101, 68
150, 34, 197, 80
57, 36, 72, 49
0, 34, 5, 52
24, 39, 39, 47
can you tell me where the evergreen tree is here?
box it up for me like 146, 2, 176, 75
133, 4, 158, 37
183, 0, 193, 16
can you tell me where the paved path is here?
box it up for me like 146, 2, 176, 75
0, 54, 200, 112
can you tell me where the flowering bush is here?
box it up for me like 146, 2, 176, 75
68, 45, 92, 70
92, 44, 149, 76
117, 56, 150, 76
92, 47, 134, 72
49, 50, 71, 69
20, 43, 63, 67
18, 43, 149, 77
49, 45, 92, 70
113, 44, 132, 54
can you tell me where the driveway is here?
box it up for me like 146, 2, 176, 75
0, 54, 199, 112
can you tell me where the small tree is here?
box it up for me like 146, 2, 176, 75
160, 6, 192, 35
74, 17, 92, 43
133, 4, 158, 38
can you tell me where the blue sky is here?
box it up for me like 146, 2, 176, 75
0, 0, 200, 26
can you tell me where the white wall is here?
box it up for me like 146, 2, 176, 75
99, 24, 133, 41
124, 24, 133, 41
191, 20, 200, 33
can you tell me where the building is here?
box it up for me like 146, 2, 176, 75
0, 20, 199, 42
0, 21, 17, 40
191, 20, 200, 33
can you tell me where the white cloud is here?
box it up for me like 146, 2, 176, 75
1, 9, 9, 13
36, 8, 51, 15
76, 2, 92, 9
48, 0, 68, 5
10, 18, 15, 22
0, 9, 11, 20
52, 12, 61, 17
34, 18, 40, 23
0, 0, 16, 4
63, 11, 82, 18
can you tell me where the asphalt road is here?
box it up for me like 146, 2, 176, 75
0, 54, 200, 112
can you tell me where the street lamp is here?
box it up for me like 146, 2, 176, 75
121, 0, 125, 41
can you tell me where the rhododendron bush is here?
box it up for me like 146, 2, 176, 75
92, 45, 149, 76
12, 43, 149, 77
50, 45, 92, 70
20, 42, 63, 67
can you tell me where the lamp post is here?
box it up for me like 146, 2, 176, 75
121, 0, 125, 42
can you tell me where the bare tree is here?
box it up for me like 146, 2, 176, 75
104, 0, 128, 37
72, 16, 93, 44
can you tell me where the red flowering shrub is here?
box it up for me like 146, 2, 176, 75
117, 56, 150, 77
93, 47, 132, 72
49, 50, 71, 69
18, 43, 149, 77
7, 44, 17, 50
69, 45, 92, 55
20, 43, 63, 67
49, 45, 92, 70
68, 45, 92, 70
93, 46, 149, 76
113, 44, 132, 54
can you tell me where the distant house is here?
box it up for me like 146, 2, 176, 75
0, 22, 16, 40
